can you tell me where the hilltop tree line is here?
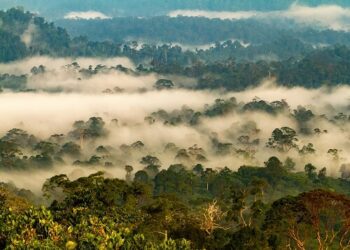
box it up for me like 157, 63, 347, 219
2, 45, 350, 93
58, 16, 350, 46
2, 8, 350, 90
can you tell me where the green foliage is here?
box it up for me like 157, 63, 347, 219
0, 30, 27, 62
264, 189, 350, 249
0, 159, 350, 249
267, 127, 298, 152
1, 7, 350, 249
2, 9, 350, 93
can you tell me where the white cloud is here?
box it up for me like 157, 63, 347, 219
168, 4, 350, 31
283, 4, 350, 31
168, 9, 258, 20
0, 56, 134, 75
64, 11, 111, 20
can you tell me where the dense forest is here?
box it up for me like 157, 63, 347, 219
2, 43, 350, 92
57, 17, 350, 46
0, 4, 350, 249
0, 92, 349, 249
3, 165, 350, 249
2, 8, 350, 91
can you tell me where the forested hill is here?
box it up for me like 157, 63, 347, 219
0, 8, 71, 61
2, 8, 350, 90
0, 9, 315, 62
57, 16, 350, 46
0, 8, 132, 62
0, 8, 346, 62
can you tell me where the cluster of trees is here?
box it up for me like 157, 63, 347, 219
0, 116, 111, 170
0, 74, 27, 91
1, 154, 350, 248
0, 121, 349, 247
147, 95, 347, 132
0, 62, 134, 92
0, 8, 71, 62
149, 45, 350, 90
3, 45, 350, 93
0, 96, 347, 172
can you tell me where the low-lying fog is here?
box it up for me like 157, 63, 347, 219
0, 57, 349, 193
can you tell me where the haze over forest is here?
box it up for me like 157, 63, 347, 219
0, 1, 350, 249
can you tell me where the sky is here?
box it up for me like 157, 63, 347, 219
1, 0, 350, 20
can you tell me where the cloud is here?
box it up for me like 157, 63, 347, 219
0, 165, 126, 193
0, 56, 134, 75
0, 83, 349, 192
168, 4, 350, 31
27, 69, 159, 93
233, 80, 350, 114
168, 9, 258, 20
282, 4, 350, 31
64, 11, 111, 20
0, 90, 219, 137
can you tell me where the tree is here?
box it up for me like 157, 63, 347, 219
264, 190, 350, 250
267, 127, 298, 152
328, 148, 340, 162
60, 141, 81, 157
237, 135, 259, 154
0, 140, 21, 157
284, 157, 296, 171
230, 188, 250, 227
199, 200, 226, 235
34, 141, 59, 155
140, 155, 161, 166
154, 167, 193, 196
175, 149, 191, 162
299, 190, 350, 250
304, 163, 317, 180
293, 106, 314, 134
134, 170, 149, 184
264, 196, 310, 250
145, 165, 161, 179
250, 178, 268, 201
30, 65, 46, 75
0, 30, 27, 62
154, 79, 174, 90
203, 168, 216, 192
125, 165, 134, 183
2, 128, 37, 148
0, 140, 24, 170
318, 167, 327, 181
69, 117, 107, 141
299, 143, 316, 155
264, 156, 287, 185
192, 164, 204, 176
42, 174, 69, 200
